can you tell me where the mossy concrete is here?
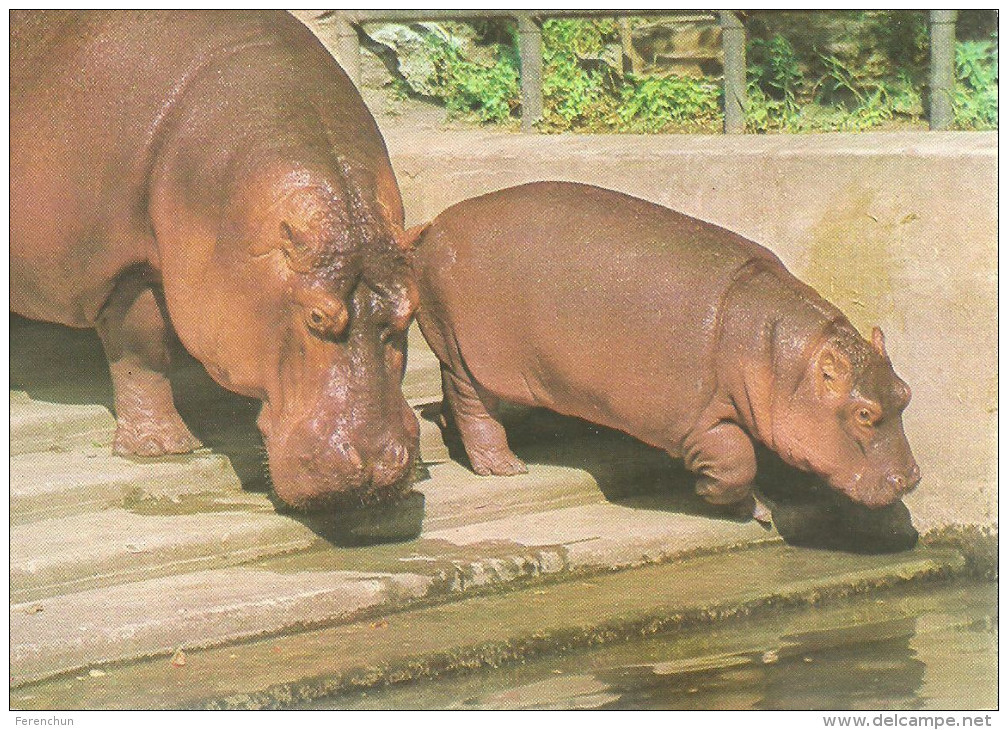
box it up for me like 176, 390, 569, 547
9, 543, 966, 710
310, 580, 996, 710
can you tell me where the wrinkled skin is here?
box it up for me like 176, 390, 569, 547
10, 10, 419, 510
412, 182, 920, 514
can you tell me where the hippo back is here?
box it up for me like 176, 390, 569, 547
414, 181, 788, 448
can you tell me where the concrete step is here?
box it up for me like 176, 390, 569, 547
10, 508, 317, 604
10, 391, 115, 456
10, 400, 778, 685
10, 566, 430, 687
9, 491, 773, 685
9, 544, 967, 708
11, 449, 244, 525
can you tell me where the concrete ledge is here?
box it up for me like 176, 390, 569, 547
11, 449, 243, 525
10, 392, 114, 456
11, 509, 317, 603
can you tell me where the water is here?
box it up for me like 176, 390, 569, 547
309, 581, 996, 710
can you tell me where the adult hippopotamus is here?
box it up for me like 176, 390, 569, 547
412, 182, 921, 514
10, 10, 419, 510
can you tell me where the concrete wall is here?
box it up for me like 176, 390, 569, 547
386, 130, 998, 531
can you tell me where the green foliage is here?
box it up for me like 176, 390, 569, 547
745, 34, 805, 131
540, 19, 618, 130
396, 15, 996, 133
859, 11, 929, 72
428, 37, 520, 123
541, 18, 722, 133
749, 35, 803, 111
617, 76, 720, 132
951, 40, 998, 129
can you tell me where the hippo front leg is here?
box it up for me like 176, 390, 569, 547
684, 421, 759, 518
440, 365, 528, 477
96, 273, 202, 457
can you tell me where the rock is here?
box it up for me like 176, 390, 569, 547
363, 23, 465, 97
629, 18, 723, 78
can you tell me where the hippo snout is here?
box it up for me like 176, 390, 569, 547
264, 412, 419, 511
887, 462, 922, 496
844, 460, 921, 509
370, 437, 414, 486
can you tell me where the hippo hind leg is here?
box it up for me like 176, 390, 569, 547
96, 270, 202, 457
683, 421, 759, 520
441, 365, 527, 477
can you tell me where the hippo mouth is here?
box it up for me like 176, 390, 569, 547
280, 475, 416, 513
256, 403, 419, 512
831, 469, 921, 509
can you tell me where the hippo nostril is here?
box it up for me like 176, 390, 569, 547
342, 443, 364, 473
384, 441, 411, 470
887, 473, 906, 493
367, 439, 414, 487
396, 443, 413, 470
905, 463, 922, 491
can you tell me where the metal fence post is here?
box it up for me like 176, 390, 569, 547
929, 10, 958, 130
332, 12, 362, 89
517, 14, 544, 132
719, 10, 747, 134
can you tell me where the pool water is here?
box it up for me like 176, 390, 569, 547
309, 581, 996, 710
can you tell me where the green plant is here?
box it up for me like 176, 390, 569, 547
540, 19, 617, 130
951, 40, 998, 129
617, 75, 721, 132
859, 10, 929, 73
749, 34, 804, 113
428, 39, 520, 123
745, 83, 798, 132
813, 53, 907, 130
392, 15, 995, 134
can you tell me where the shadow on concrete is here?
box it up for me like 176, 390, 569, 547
12, 313, 268, 491
754, 446, 919, 554
419, 401, 918, 554
11, 313, 428, 546
270, 489, 427, 547
11, 313, 915, 553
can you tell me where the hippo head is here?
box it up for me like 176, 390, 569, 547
772, 324, 920, 507
167, 160, 420, 510
261, 168, 420, 510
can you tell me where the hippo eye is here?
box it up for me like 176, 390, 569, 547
854, 403, 881, 427
304, 300, 349, 340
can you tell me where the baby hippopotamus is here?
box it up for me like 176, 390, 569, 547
412, 182, 920, 517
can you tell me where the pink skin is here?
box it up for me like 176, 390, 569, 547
411, 182, 921, 518
11, 10, 420, 509
772, 327, 920, 508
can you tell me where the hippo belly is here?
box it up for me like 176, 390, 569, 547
413, 181, 920, 514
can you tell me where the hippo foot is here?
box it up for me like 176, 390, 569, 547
468, 447, 528, 477
113, 415, 202, 457
695, 476, 753, 507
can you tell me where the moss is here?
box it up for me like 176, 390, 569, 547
922, 525, 997, 580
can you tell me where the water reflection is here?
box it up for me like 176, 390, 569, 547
314, 583, 996, 711
599, 634, 927, 711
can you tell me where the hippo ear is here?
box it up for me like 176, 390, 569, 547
815, 343, 853, 399
871, 326, 888, 358
279, 221, 316, 272
394, 222, 430, 252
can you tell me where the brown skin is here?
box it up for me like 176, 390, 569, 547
10, 10, 419, 510
413, 182, 920, 514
